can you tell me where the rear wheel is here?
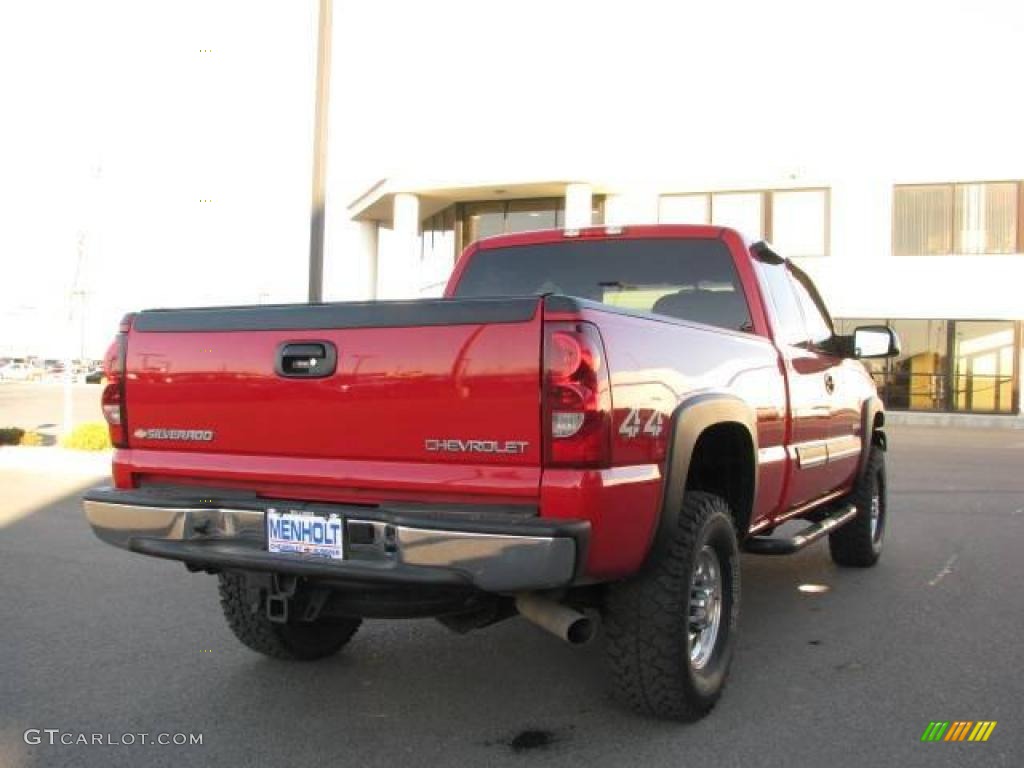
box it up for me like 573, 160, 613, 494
604, 491, 740, 721
829, 444, 887, 567
218, 573, 361, 660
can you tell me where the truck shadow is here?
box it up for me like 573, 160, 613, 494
4, 481, 902, 768
197, 543, 878, 760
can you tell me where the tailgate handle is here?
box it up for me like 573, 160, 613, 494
275, 341, 337, 378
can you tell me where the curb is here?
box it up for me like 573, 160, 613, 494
886, 412, 1024, 430
0, 446, 112, 476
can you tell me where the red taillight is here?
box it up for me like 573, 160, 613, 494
543, 321, 612, 467
547, 332, 584, 380
101, 314, 133, 448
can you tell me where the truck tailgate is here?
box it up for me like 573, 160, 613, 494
123, 298, 543, 467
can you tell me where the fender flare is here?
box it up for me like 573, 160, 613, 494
649, 393, 759, 565
857, 396, 886, 479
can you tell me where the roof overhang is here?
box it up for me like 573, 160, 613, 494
348, 178, 606, 223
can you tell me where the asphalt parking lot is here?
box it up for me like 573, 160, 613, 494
1, 425, 1022, 767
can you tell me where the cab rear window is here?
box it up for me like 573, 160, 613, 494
454, 238, 752, 333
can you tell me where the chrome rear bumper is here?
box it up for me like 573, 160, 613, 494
83, 489, 585, 592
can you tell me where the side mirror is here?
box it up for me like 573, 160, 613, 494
852, 325, 900, 359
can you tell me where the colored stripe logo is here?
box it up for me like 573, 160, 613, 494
921, 721, 997, 742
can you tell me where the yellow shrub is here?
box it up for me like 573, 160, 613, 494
19, 431, 45, 447
61, 422, 113, 451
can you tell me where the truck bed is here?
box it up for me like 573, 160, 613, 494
118, 297, 545, 499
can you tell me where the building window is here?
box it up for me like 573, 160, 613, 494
506, 198, 559, 233
953, 321, 1016, 413
834, 318, 1020, 414
658, 193, 709, 225
420, 206, 456, 263
893, 182, 1020, 256
954, 183, 1017, 254
893, 185, 952, 255
711, 192, 764, 238
462, 198, 565, 247
771, 189, 829, 257
658, 188, 830, 256
889, 319, 951, 412
462, 201, 505, 246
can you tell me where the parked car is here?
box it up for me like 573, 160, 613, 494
0, 362, 34, 381
84, 224, 899, 720
84, 367, 106, 384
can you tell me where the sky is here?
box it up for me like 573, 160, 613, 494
1, 1, 318, 357
1, 0, 1021, 357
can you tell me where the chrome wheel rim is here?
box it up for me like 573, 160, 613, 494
688, 545, 723, 670
869, 468, 885, 545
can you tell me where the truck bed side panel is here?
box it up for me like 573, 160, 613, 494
555, 307, 787, 575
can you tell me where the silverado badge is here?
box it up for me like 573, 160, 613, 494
134, 428, 215, 441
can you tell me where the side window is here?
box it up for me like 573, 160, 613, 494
787, 266, 834, 346
757, 263, 807, 346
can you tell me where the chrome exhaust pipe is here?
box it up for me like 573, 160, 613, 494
515, 594, 596, 645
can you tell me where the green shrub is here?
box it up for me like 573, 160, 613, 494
0, 427, 26, 446
61, 422, 112, 451
19, 431, 45, 447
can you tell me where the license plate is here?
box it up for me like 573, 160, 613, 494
266, 509, 344, 560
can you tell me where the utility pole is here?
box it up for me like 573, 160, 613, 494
64, 233, 86, 436
307, 0, 333, 303
63, 160, 101, 436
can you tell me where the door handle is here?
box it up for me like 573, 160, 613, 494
275, 341, 337, 378
824, 373, 835, 395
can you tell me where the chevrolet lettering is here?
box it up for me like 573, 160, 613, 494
84, 224, 899, 722
424, 438, 530, 454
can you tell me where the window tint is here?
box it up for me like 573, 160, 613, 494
455, 238, 753, 333
756, 263, 807, 346
788, 267, 833, 345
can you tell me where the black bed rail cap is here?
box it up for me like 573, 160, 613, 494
132, 297, 541, 332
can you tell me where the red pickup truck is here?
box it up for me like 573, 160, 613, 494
85, 225, 899, 720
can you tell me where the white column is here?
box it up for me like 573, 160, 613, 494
382, 192, 420, 299
563, 183, 593, 228
359, 221, 379, 300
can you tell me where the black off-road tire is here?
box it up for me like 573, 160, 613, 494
604, 491, 741, 721
829, 444, 886, 567
218, 573, 361, 660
